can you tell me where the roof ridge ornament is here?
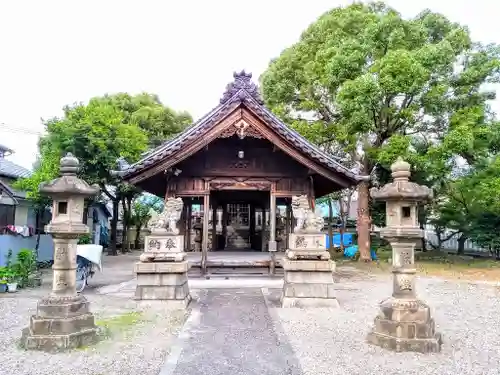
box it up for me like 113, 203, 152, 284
219, 70, 264, 105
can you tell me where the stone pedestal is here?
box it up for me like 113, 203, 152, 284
21, 295, 98, 351
367, 297, 442, 353
367, 158, 442, 353
281, 233, 338, 308
135, 261, 191, 307
134, 234, 191, 308
20, 153, 100, 351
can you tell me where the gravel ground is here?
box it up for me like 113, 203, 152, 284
269, 276, 500, 375
0, 252, 187, 375
2, 253, 500, 375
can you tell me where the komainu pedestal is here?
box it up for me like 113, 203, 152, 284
135, 256, 190, 307
367, 158, 442, 353
281, 196, 338, 308
134, 198, 191, 308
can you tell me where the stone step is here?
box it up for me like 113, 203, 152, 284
189, 267, 284, 277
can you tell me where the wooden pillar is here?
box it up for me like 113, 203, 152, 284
249, 204, 256, 250
309, 176, 316, 210
222, 203, 228, 249
269, 193, 277, 248
186, 201, 192, 252
211, 202, 217, 251
285, 198, 291, 249
180, 198, 187, 250
202, 192, 210, 275
269, 191, 277, 275
261, 206, 267, 252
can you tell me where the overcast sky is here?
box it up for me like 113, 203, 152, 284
0, 0, 498, 169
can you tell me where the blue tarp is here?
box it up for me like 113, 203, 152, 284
325, 233, 354, 248
343, 245, 377, 260
324, 234, 377, 260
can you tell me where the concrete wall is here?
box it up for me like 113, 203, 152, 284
14, 204, 29, 226
86, 205, 110, 245
0, 234, 54, 266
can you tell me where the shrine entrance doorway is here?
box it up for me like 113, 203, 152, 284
210, 189, 270, 252
226, 202, 251, 250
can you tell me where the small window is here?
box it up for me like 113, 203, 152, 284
58, 202, 68, 214
402, 206, 411, 218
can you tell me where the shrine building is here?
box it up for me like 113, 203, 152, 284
118, 71, 363, 271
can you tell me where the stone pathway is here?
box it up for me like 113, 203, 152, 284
159, 288, 303, 375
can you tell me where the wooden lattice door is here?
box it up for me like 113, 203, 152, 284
226, 203, 251, 249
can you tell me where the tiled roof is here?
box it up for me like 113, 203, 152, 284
0, 143, 13, 153
0, 178, 27, 200
0, 158, 32, 179
120, 71, 362, 183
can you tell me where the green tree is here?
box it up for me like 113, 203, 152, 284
13, 143, 59, 254
130, 194, 164, 249
261, 1, 500, 260
16, 93, 192, 255
96, 93, 192, 148
43, 99, 149, 254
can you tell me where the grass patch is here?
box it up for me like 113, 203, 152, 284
340, 250, 500, 282
96, 311, 144, 340
73, 311, 147, 351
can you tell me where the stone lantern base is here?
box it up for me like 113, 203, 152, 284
20, 295, 98, 352
366, 297, 442, 353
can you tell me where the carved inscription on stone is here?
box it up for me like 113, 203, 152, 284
400, 251, 412, 265
72, 202, 81, 218
55, 245, 68, 261
148, 239, 161, 251
399, 277, 412, 291
55, 273, 68, 288
295, 236, 307, 248
165, 238, 177, 251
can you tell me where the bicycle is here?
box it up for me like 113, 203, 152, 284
76, 255, 95, 293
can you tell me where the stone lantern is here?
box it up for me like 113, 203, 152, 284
366, 157, 442, 353
21, 153, 100, 351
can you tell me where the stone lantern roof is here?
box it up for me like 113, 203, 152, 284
39, 153, 100, 197
370, 157, 433, 202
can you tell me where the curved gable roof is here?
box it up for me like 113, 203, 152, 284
120, 71, 363, 185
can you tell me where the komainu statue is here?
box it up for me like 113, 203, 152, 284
291, 195, 325, 234
147, 197, 184, 235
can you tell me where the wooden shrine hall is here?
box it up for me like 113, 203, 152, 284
118, 71, 362, 270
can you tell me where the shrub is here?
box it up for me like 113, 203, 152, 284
4, 248, 37, 287
14, 248, 37, 287
78, 234, 92, 245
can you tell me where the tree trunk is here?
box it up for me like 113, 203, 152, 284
420, 221, 427, 252
341, 189, 352, 253
109, 200, 119, 256
125, 196, 132, 252
121, 199, 129, 253
457, 234, 466, 255
327, 198, 334, 253
134, 225, 142, 250
356, 180, 372, 261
